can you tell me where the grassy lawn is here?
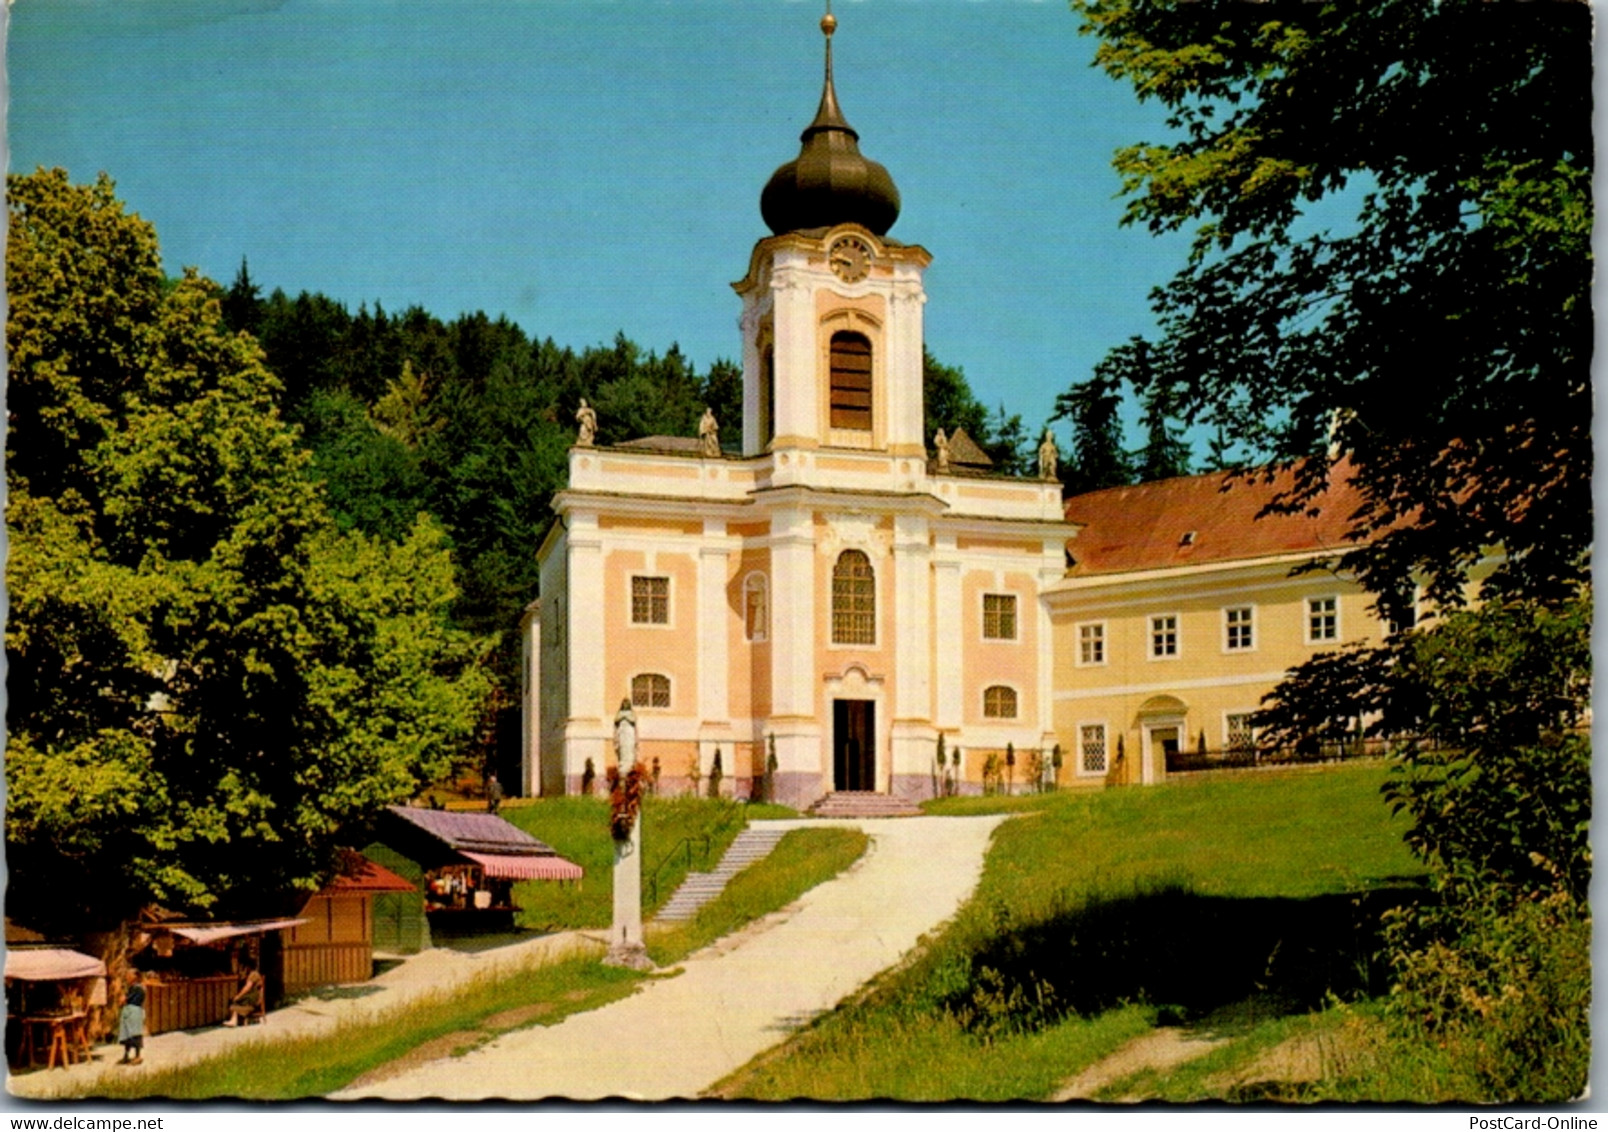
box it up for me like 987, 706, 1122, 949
716, 762, 1430, 1101
503, 795, 792, 930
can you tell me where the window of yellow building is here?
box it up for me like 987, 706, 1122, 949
1149, 614, 1179, 659
831, 550, 876, 645
631, 576, 670, 625
1077, 622, 1106, 666
983, 685, 1017, 719
983, 593, 1017, 640
1306, 595, 1339, 643
1225, 712, 1255, 753
1224, 606, 1255, 652
631, 673, 671, 709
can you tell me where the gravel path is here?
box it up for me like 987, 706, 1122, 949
334, 814, 1007, 1101
1052, 1027, 1231, 1101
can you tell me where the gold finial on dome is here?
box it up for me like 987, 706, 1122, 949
759, 0, 901, 237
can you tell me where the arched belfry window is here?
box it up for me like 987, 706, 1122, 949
831, 549, 875, 645
828, 332, 873, 431
761, 343, 776, 444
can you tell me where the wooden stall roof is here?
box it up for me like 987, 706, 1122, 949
324, 853, 418, 894
384, 806, 583, 881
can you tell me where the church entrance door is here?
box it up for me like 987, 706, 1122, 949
832, 699, 876, 792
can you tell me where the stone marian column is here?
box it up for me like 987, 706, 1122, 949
604, 808, 652, 970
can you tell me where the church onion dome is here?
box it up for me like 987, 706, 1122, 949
760, 11, 901, 237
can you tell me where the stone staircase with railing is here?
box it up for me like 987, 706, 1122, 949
807, 791, 923, 819
653, 825, 789, 923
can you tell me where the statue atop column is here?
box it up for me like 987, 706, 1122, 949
934, 428, 950, 473
575, 399, 598, 446
604, 698, 652, 970
699, 406, 720, 457
613, 698, 637, 768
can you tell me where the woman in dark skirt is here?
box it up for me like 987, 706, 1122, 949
117, 972, 145, 1066
223, 959, 263, 1026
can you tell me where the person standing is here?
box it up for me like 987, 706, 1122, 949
117, 972, 146, 1066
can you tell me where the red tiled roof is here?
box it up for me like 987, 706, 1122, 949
325, 852, 418, 894
1062, 463, 1370, 576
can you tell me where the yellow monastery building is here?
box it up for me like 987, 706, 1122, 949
520, 15, 1397, 809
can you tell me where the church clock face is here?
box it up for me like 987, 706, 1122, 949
829, 236, 872, 283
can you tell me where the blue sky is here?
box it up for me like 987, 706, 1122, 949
9, 0, 1196, 436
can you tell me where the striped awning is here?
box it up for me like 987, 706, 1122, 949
165, 919, 307, 945
6, 948, 107, 982
462, 852, 582, 881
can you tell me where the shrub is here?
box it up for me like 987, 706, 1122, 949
1382, 886, 1590, 1102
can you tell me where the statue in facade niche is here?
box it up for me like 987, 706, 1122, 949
699, 407, 720, 457
1038, 428, 1059, 481
934, 428, 950, 473
575, 399, 597, 446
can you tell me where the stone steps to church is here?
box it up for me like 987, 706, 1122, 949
653, 826, 788, 923
807, 791, 923, 819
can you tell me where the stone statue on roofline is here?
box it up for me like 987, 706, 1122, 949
699, 406, 720, 457
575, 398, 597, 446
1038, 428, 1059, 481
934, 428, 950, 473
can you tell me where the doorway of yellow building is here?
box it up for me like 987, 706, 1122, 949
833, 699, 876, 792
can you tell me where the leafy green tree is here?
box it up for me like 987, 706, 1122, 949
922, 348, 990, 445
5, 169, 493, 933
1051, 373, 1132, 495
369, 359, 440, 448
301, 387, 431, 543
1074, 0, 1591, 612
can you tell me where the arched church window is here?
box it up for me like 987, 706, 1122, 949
744, 573, 769, 642
831, 549, 875, 645
983, 685, 1018, 719
631, 673, 671, 709
828, 331, 873, 431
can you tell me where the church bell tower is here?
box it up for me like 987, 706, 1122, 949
734, 10, 931, 463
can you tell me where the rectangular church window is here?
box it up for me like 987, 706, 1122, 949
631, 576, 669, 625
983, 593, 1017, 640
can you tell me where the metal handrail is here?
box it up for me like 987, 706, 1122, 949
645, 834, 710, 909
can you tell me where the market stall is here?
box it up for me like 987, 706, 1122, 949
132, 918, 303, 1033
5, 947, 107, 1069
374, 806, 582, 934
282, 854, 416, 993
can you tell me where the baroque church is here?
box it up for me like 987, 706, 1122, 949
522, 13, 1397, 809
